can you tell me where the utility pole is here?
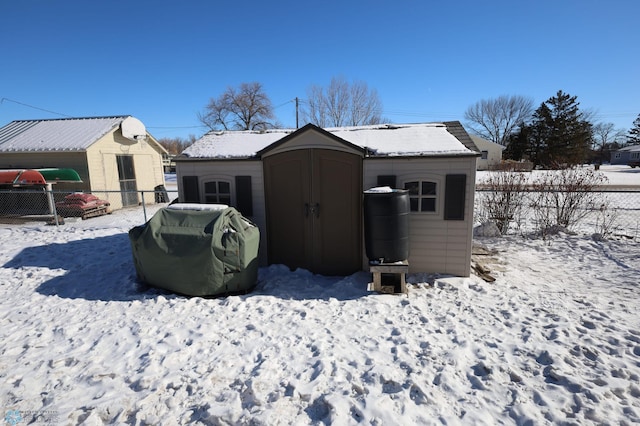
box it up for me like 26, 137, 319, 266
295, 97, 299, 129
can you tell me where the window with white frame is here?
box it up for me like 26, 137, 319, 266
404, 180, 438, 213
481, 150, 488, 160
204, 180, 231, 205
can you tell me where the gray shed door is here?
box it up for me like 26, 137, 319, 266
263, 149, 362, 276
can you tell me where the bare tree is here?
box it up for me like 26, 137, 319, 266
304, 85, 329, 128
591, 122, 625, 164
198, 82, 275, 131
464, 95, 534, 146
157, 135, 197, 155
301, 77, 383, 127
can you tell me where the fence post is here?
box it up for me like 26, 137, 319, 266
46, 184, 59, 226
141, 191, 147, 222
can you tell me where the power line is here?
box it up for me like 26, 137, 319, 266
148, 125, 206, 129
273, 99, 295, 109
0, 97, 72, 118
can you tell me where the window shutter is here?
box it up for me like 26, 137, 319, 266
235, 176, 253, 216
182, 176, 200, 203
444, 174, 466, 220
377, 175, 397, 188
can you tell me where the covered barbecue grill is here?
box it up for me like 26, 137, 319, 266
129, 204, 260, 297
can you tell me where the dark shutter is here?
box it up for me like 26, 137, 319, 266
235, 176, 253, 216
444, 174, 466, 220
377, 175, 397, 188
182, 175, 200, 203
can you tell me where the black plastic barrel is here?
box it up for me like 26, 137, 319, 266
363, 188, 409, 263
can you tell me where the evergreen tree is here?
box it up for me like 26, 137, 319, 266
541, 90, 592, 166
529, 103, 553, 167
504, 123, 529, 161
628, 113, 640, 145
508, 90, 592, 168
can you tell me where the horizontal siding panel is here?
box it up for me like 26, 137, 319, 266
410, 227, 450, 238
445, 234, 473, 245
445, 265, 469, 277
409, 259, 447, 274
409, 226, 450, 235
409, 226, 469, 240
411, 239, 453, 251
409, 249, 447, 263
444, 220, 470, 230
409, 248, 447, 261
409, 218, 448, 228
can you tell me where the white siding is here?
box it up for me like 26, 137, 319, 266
363, 157, 476, 276
471, 136, 504, 171
87, 130, 166, 210
177, 154, 477, 276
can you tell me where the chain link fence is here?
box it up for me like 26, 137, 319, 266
475, 188, 640, 239
0, 188, 179, 227
2, 186, 638, 240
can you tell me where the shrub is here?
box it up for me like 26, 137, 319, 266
530, 167, 608, 236
477, 171, 529, 235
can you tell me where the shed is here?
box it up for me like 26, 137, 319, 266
175, 122, 480, 277
0, 116, 167, 210
470, 135, 505, 170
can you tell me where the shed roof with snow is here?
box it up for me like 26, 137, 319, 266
181, 122, 479, 159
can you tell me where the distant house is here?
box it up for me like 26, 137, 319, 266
175, 122, 480, 277
470, 135, 505, 170
611, 145, 640, 167
0, 116, 167, 209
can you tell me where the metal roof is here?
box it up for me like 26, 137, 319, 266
0, 116, 128, 153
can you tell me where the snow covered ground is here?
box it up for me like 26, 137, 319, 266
477, 164, 640, 189
0, 166, 639, 425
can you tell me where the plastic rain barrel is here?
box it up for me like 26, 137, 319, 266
363, 188, 409, 263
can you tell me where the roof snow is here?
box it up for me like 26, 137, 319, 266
183, 129, 288, 159
182, 123, 478, 159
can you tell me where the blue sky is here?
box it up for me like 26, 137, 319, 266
1, 0, 638, 140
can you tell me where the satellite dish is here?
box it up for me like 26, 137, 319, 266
120, 116, 147, 142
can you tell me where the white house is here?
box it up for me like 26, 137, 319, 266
175, 122, 480, 277
470, 135, 505, 170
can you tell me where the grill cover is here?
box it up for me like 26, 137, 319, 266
129, 204, 259, 296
